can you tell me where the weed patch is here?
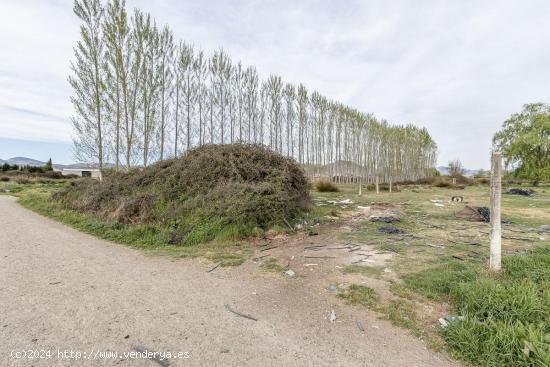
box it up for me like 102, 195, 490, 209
338, 284, 379, 308
404, 248, 550, 366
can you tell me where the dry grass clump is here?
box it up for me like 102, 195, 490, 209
434, 180, 452, 188
53, 144, 311, 245
315, 180, 339, 192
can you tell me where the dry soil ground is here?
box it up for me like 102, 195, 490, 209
0, 195, 457, 367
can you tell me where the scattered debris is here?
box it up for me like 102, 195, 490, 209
383, 268, 392, 273
283, 218, 295, 231
502, 235, 531, 242
369, 215, 400, 223
326, 284, 338, 292
438, 318, 449, 328
206, 263, 221, 273
124, 334, 130, 339
327, 199, 354, 205
48, 281, 62, 285
304, 263, 318, 267
260, 246, 278, 252
356, 322, 365, 332
429, 199, 443, 203
224, 304, 258, 321
507, 188, 534, 196
378, 225, 403, 234
433, 203, 444, 207
132, 345, 170, 367
304, 256, 336, 259
304, 244, 326, 251
308, 231, 319, 236
284, 269, 296, 277
439, 315, 465, 328
456, 206, 490, 222
351, 258, 371, 264
428, 244, 446, 249
252, 254, 269, 261
451, 196, 464, 202
330, 309, 337, 322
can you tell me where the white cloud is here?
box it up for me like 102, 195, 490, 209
1, 0, 549, 168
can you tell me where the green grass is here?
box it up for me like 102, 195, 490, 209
403, 247, 550, 367
337, 284, 379, 308
403, 260, 481, 301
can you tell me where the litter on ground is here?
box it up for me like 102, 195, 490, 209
369, 215, 400, 223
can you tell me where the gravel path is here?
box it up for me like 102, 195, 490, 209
0, 195, 458, 366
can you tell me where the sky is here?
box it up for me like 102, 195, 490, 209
1, 0, 549, 167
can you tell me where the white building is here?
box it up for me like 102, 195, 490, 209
61, 168, 102, 179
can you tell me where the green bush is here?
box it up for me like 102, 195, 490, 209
315, 180, 339, 192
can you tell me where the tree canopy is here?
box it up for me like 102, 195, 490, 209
493, 103, 550, 180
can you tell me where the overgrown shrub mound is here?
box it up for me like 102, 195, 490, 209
315, 180, 339, 192
53, 144, 310, 245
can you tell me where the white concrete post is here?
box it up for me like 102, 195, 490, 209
490, 151, 502, 271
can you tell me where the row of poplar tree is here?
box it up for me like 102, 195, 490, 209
70, 0, 438, 182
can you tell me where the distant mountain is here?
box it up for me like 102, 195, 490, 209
1, 157, 47, 166
0, 156, 119, 170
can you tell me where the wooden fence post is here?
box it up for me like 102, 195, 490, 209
389, 177, 392, 193
375, 176, 379, 194
490, 151, 502, 271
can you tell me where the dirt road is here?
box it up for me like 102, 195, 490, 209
0, 195, 457, 366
